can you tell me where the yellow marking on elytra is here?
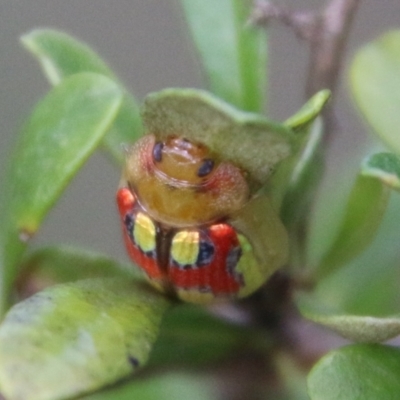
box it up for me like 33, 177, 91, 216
134, 212, 156, 252
171, 230, 199, 265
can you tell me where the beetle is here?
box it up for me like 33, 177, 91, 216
117, 132, 287, 303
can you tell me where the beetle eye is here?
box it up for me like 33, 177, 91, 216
153, 142, 164, 162
197, 158, 215, 177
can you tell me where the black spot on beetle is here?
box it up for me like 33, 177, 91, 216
226, 246, 244, 285
197, 240, 215, 266
197, 158, 214, 177
226, 246, 242, 272
152, 141, 164, 162
124, 214, 135, 240
128, 356, 140, 368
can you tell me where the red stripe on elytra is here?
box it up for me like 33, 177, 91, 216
168, 224, 242, 295
117, 187, 162, 280
118, 187, 243, 297
122, 230, 162, 279
116, 187, 136, 216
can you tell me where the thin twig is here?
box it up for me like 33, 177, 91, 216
306, 0, 361, 105
250, 0, 361, 279
252, 0, 361, 138
250, 1, 317, 41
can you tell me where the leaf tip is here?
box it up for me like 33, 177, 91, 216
362, 152, 400, 191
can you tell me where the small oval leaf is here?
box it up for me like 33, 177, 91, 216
297, 293, 400, 343
279, 118, 324, 228
350, 30, 400, 154
81, 372, 218, 400
180, 0, 267, 113
310, 193, 400, 317
17, 246, 136, 299
149, 305, 262, 366
267, 91, 329, 215
230, 194, 288, 297
8, 72, 122, 233
1, 73, 123, 309
0, 278, 171, 400
21, 29, 115, 85
316, 171, 391, 279
284, 90, 330, 133
362, 152, 400, 190
141, 88, 294, 190
308, 344, 400, 400
21, 28, 143, 163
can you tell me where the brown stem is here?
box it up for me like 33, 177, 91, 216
250, 1, 317, 41
252, 0, 361, 137
306, 0, 361, 98
250, 0, 361, 277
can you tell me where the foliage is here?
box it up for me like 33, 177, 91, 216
0, 2, 400, 400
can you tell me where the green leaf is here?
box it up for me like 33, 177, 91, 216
141, 88, 294, 191
180, 0, 267, 113
0, 73, 123, 312
7, 72, 122, 231
315, 151, 400, 278
17, 246, 136, 299
311, 193, 400, 317
230, 194, 288, 297
280, 118, 324, 228
81, 372, 217, 400
307, 153, 400, 317
21, 29, 114, 83
362, 152, 400, 190
268, 90, 330, 215
350, 30, 400, 154
0, 278, 171, 400
284, 90, 330, 133
297, 293, 400, 343
149, 305, 265, 366
21, 28, 142, 163
315, 152, 400, 278
278, 89, 331, 210
274, 353, 310, 400
308, 344, 400, 400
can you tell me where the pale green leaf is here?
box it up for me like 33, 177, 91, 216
268, 90, 329, 216
6, 72, 122, 232
180, 0, 267, 113
141, 88, 294, 190
311, 194, 400, 317
279, 118, 324, 228
316, 152, 400, 278
0, 73, 123, 313
297, 293, 400, 343
307, 152, 400, 317
350, 30, 400, 154
21, 28, 142, 163
308, 344, 400, 400
149, 304, 264, 366
284, 90, 330, 133
316, 167, 392, 278
17, 246, 136, 299
0, 278, 171, 400
362, 152, 400, 190
81, 372, 217, 400
230, 194, 288, 297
